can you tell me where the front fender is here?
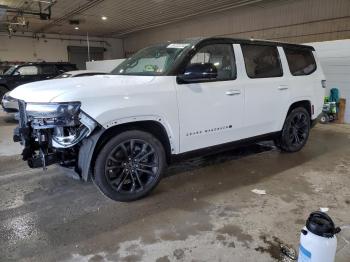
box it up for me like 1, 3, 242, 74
103, 115, 178, 154
77, 116, 177, 181
77, 128, 105, 181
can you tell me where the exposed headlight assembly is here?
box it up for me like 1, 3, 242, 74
52, 112, 97, 148
26, 102, 81, 128
26, 102, 81, 119
23, 101, 97, 148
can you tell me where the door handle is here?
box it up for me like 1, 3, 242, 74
278, 85, 289, 90
225, 90, 241, 96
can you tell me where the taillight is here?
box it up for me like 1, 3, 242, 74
321, 80, 326, 88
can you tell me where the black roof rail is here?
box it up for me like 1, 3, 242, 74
191, 37, 315, 51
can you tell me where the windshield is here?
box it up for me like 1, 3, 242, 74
4, 66, 17, 75
111, 42, 192, 76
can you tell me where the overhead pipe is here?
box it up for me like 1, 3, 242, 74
36, 0, 106, 33
0, 33, 111, 46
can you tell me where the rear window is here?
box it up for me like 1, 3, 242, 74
40, 64, 57, 75
284, 47, 317, 76
241, 44, 283, 78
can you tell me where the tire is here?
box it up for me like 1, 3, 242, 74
94, 130, 166, 202
319, 113, 329, 124
278, 107, 311, 153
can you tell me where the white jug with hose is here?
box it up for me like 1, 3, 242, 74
298, 211, 341, 262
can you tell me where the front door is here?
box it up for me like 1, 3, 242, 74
176, 43, 245, 153
13, 65, 41, 88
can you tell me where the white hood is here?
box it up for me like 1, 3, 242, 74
9, 74, 177, 128
10, 75, 155, 103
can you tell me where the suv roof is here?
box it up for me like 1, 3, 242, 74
177, 37, 315, 51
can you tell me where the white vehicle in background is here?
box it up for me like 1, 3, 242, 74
1, 92, 18, 113
10, 37, 325, 202
1, 70, 106, 113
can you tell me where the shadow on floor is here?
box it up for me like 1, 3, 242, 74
0, 112, 17, 126
166, 142, 274, 177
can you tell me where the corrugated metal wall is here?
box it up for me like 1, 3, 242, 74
122, 0, 350, 54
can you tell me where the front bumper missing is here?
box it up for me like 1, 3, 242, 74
13, 100, 102, 180
13, 101, 56, 169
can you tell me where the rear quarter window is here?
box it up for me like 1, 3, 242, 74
40, 64, 57, 75
241, 44, 283, 78
284, 47, 316, 76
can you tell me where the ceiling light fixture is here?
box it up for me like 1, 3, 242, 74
101, 16, 107, 20
74, 26, 79, 30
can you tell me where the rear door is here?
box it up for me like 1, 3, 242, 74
176, 42, 245, 152
240, 44, 290, 137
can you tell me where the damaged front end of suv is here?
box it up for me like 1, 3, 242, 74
13, 100, 99, 178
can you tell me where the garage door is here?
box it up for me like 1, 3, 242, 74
310, 40, 350, 123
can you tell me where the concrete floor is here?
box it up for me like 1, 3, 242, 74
0, 110, 350, 262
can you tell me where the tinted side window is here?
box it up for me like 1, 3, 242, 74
40, 65, 57, 75
284, 48, 316, 76
189, 44, 236, 81
17, 66, 39, 76
241, 44, 283, 78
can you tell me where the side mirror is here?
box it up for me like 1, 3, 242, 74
178, 63, 218, 83
13, 71, 20, 76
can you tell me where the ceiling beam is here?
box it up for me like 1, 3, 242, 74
35, 0, 105, 33
108, 0, 265, 37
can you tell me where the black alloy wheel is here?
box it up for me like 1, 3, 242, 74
94, 130, 166, 201
278, 107, 310, 152
105, 139, 159, 193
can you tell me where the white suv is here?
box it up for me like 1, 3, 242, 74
10, 37, 325, 201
